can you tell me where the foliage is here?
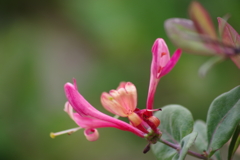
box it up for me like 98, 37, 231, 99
152, 86, 240, 160
152, 2, 240, 159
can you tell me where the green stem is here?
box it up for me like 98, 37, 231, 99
160, 138, 207, 159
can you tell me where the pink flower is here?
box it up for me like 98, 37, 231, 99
51, 38, 181, 152
147, 38, 181, 111
101, 82, 142, 126
50, 80, 146, 141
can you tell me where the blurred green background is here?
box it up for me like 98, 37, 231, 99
1, 0, 240, 160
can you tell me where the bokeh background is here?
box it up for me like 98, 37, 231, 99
1, 0, 240, 160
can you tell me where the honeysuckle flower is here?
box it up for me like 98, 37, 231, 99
50, 80, 146, 141
99, 39, 181, 143
164, 1, 240, 76
147, 38, 181, 111
99, 80, 163, 154
51, 38, 181, 153
101, 82, 142, 126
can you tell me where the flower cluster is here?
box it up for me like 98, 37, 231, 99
50, 38, 181, 152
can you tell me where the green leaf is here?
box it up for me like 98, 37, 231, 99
173, 132, 198, 160
152, 105, 194, 160
193, 120, 223, 159
213, 150, 222, 160
164, 18, 217, 56
207, 86, 240, 157
228, 124, 240, 160
193, 120, 208, 152
152, 141, 176, 160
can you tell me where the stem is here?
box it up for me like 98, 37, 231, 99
160, 138, 207, 159
160, 138, 179, 149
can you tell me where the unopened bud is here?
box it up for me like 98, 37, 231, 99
143, 143, 151, 154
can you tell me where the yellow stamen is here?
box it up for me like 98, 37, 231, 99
108, 97, 114, 101
50, 127, 82, 138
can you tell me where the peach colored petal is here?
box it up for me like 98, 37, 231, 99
100, 92, 128, 117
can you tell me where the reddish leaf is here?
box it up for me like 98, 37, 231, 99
218, 17, 240, 68
189, 1, 217, 40
164, 18, 216, 55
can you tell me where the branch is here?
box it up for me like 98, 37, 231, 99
159, 138, 208, 159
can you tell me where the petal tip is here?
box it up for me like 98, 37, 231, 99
84, 128, 99, 141
152, 38, 166, 53
64, 82, 74, 90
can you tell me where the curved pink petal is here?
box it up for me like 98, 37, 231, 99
64, 102, 74, 120
84, 128, 99, 141
73, 113, 121, 129
64, 81, 145, 138
160, 49, 182, 77
64, 82, 99, 116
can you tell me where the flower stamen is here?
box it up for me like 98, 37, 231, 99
50, 127, 81, 138
146, 108, 162, 112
